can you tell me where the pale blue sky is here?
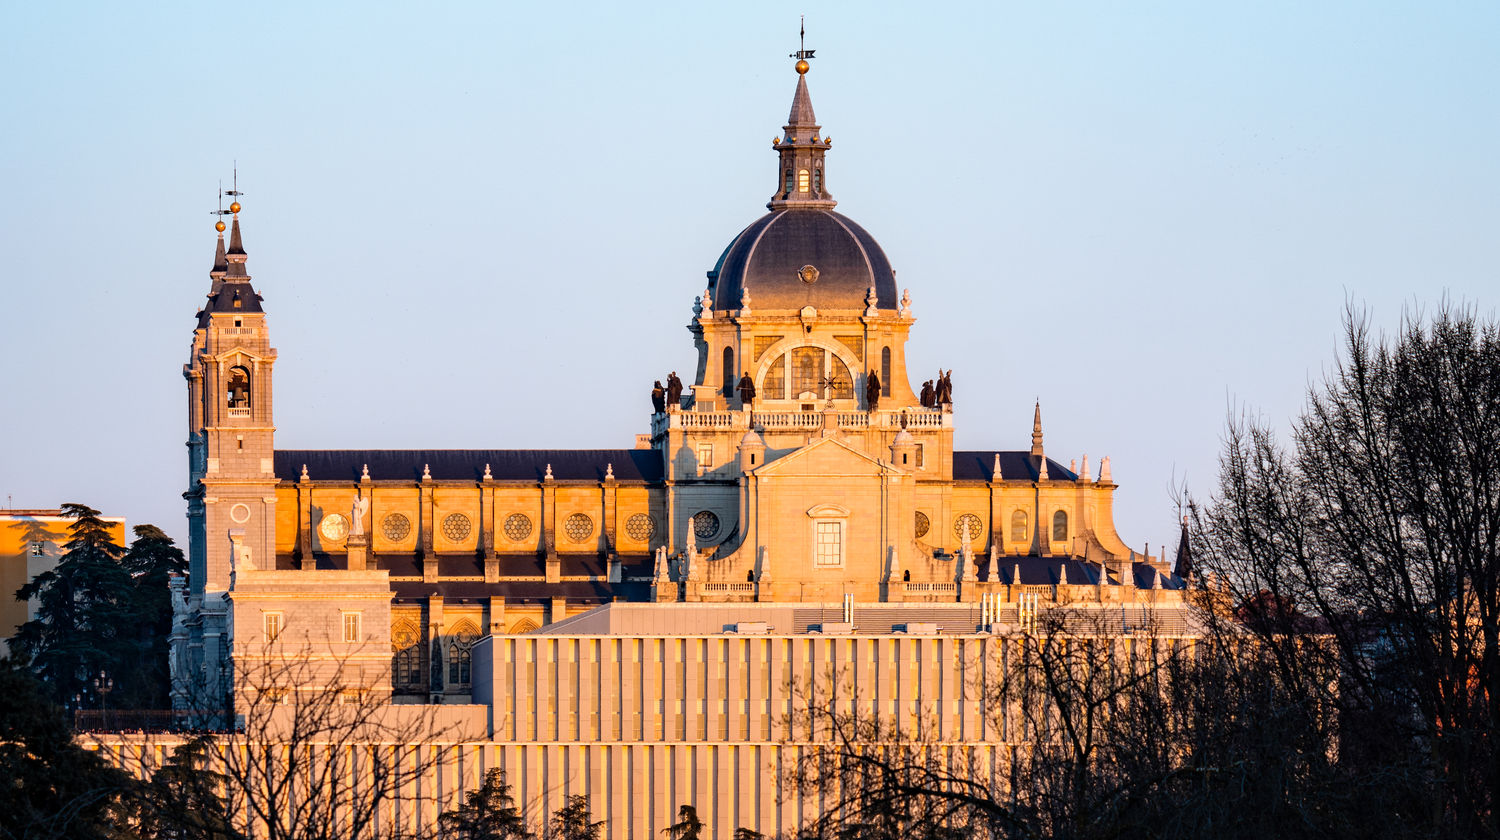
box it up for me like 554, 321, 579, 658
2, 2, 1495, 553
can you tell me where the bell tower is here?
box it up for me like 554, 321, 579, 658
180, 193, 279, 707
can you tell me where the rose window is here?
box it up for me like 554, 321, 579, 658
625, 513, 656, 542
503, 513, 533, 541
693, 511, 720, 540
954, 514, 983, 542
914, 511, 931, 539
564, 513, 594, 542
382, 513, 411, 541
318, 513, 348, 541
442, 513, 472, 542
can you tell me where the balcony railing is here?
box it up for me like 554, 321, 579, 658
651, 408, 949, 434
74, 708, 236, 733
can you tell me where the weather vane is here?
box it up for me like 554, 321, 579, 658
789, 16, 814, 65
210, 181, 231, 232
224, 162, 244, 212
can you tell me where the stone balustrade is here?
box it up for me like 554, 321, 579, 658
652, 408, 949, 433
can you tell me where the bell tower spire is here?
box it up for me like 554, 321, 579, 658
768, 20, 835, 211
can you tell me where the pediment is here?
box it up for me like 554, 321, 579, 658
210, 347, 270, 364
806, 503, 850, 518
753, 436, 895, 478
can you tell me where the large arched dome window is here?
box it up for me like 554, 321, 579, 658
758, 346, 853, 401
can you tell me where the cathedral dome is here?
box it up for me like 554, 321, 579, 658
708, 209, 898, 314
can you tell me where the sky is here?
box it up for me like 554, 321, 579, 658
1, 2, 1496, 555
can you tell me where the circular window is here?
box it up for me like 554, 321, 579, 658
503, 513, 533, 541
382, 513, 411, 541
230, 503, 252, 524
442, 513, 472, 542
914, 511, 930, 539
319, 513, 349, 541
564, 513, 594, 542
954, 514, 983, 542
625, 513, 656, 542
693, 511, 720, 540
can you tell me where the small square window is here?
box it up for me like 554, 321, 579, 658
342, 612, 362, 643
30, 541, 45, 557
264, 612, 283, 641
696, 444, 713, 469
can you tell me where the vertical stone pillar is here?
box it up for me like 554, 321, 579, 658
487, 596, 506, 636
483, 474, 498, 582
346, 534, 369, 571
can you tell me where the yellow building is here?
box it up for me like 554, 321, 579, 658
1, 508, 127, 655
172, 52, 1185, 711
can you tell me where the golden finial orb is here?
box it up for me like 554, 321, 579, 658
215, 220, 226, 232
796, 59, 809, 75
229, 201, 241, 214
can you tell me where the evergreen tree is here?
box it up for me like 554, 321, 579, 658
0, 656, 137, 839
119, 524, 186, 709
663, 806, 702, 840
135, 738, 240, 840
12, 503, 134, 707
547, 796, 602, 840
438, 769, 533, 840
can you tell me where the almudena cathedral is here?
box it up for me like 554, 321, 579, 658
119, 50, 1199, 838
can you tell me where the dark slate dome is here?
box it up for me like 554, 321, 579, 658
708, 209, 898, 314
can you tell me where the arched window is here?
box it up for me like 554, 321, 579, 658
881, 347, 892, 397
509, 619, 539, 634
446, 622, 480, 686
761, 346, 856, 402
391, 621, 422, 689
1053, 510, 1069, 542
1011, 510, 1029, 543
227, 366, 251, 409
798, 169, 810, 192
830, 356, 854, 399
791, 347, 821, 397
813, 167, 822, 194
762, 354, 786, 400
784, 170, 794, 194
723, 346, 735, 398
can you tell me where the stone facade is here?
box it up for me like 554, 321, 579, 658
159, 55, 1193, 839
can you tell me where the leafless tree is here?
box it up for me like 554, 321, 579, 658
166, 640, 465, 840
1191, 304, 1500, 838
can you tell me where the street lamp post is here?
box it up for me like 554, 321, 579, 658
92, 670, 114, 730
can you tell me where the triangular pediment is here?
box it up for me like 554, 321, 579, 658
210, 347, 271, 364
754, 435, 897, 478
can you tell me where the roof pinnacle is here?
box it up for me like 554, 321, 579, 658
210, 231, 227, 279
1030, 401, 1045, 458
768, 20, 835, 211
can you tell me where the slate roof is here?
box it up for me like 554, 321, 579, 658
390, 580, 646, 604
708, 209, 898, 314
951, 451, 1078, 482
202, 281, 263, 315
274, 449, 665, 483
973, 555, 1185, 589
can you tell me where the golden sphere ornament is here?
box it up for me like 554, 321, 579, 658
229, 201, 241, 214
216, 220, 226, 232
795, 59, 809, 75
